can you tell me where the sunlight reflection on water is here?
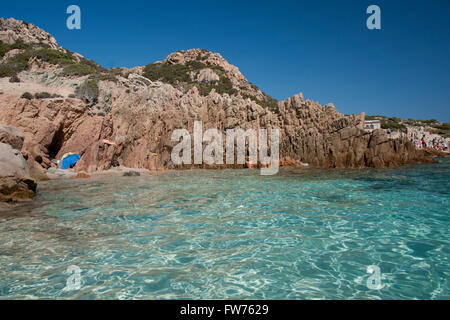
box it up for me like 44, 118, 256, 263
0, 160, 449, 299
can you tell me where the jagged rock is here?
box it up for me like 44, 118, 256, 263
0, 125, 24, 150
0, 143, 37, 202
196, 68, 220, 83
128, 74, 152, 87
0, 19, 437, 174
0, 17, 59, 49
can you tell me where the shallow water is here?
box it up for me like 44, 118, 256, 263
0, 159, 449, 299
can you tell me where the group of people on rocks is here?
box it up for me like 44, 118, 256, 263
412, 134, 448, 152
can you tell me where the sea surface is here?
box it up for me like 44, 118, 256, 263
0, 159, 449, 299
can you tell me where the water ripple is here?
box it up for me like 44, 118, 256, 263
0, 160, 449, 299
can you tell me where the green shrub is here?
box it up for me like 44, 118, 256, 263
260, 94, 279, 111
185, 60, 207, 70
365, 115, 385, 120
0, 64, 11, 77
109, 68, 122, 75
214, 76, 237, 95
242, 92, 279, 111
380, 119, 406, 132
0, 42, 115, 81
389, 117, 402, 123
21, 92, 33, 100
59, 57, 117, 82
0, 40, 10, 58
0, 46, 73, 77
62, 63, 96, 76
0, 40, 31, 58
417, 119, 439, 124
430, 123, 450, 137
0, 43, 76, 77
435, 123, 450, 131
9, 75, 20, 83
89, 72, 118, 82
79, 57, 107, 73
143, 62, 191, 85
0, 52, 31, 77
75, 79, 99, 104
32, 48, 74, 66
143, 60, 238, 96
34, 92, 52, 99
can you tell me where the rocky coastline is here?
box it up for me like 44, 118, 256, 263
0, 17, 443, 203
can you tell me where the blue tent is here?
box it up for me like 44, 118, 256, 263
61, 153, 80, 170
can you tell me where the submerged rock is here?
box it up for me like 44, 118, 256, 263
71, 172, 91, 179
123, 171, 140, 177
46, 167, 78, 179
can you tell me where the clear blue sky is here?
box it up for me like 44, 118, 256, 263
2, 0, 450, 121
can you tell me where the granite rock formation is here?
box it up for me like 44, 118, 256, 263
0, 17, 59, 49
0, 125, 24, 150
0, 142, 37, 202
0, 18, 436, 185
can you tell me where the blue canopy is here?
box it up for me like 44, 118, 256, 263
61, 153, 80, 170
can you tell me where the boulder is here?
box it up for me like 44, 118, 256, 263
0, 125, 24, 150
0, 143, 37, 202
123, 171, 140, 177
196, 68, 220, 83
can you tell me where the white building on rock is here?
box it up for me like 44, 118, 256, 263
364, 120, 381, 131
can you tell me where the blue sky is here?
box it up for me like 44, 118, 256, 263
2, 0, 450, 121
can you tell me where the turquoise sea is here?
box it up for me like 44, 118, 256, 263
0, 159, 449, 299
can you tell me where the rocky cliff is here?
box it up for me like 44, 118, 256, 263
0, 18, 436, 183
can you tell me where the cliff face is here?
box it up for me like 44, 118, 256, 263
0, 18, 435, 180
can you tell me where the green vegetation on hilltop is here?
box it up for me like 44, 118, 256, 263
430, 123, 450, 138
0, 50, 31, 77
142, 57, 279, 111
0, 40, 118, 81
366, 115, 450, 137
0, 40, 30, 58
33, 48, 74, 65
75, 79, 99, 104
143, 62, 191, 84
143, 60, 237, 96
383, 119, 406, 131
242, 92, 279, 112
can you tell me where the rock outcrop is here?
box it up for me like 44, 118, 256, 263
0, 18, 437, 182
0, 17, 59, 49
0, 125, 24, 150
0, 142, 37, 202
